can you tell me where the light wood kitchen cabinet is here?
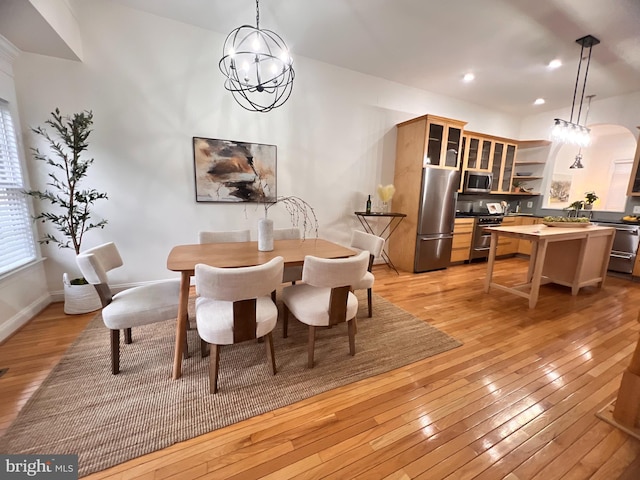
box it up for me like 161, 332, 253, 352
517, 217, 543, 255
491, 142, 517, 193
460, 135, 492, 172
633, 252, 640, 277
463, 131, 518, 194
422, 115, 467, 169
451, 218, 474, 263
390, 114, 467, 272
626, 129, 640, 196
496, 216, 520, 256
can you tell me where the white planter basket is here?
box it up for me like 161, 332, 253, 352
63, 273, 102, 315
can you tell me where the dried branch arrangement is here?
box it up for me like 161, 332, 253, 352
264, 195, 319, 239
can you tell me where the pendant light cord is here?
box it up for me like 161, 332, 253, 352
569, 43, 585, 124
256, 0, 260, 29
576, 46, 594, 124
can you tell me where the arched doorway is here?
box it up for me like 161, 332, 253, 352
546, 124, 637, 212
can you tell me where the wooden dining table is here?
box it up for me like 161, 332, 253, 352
166, 238, 357, 379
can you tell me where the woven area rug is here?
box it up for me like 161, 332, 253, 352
0, 292, 461, 476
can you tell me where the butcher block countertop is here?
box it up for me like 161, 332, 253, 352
486, 223, 615, 239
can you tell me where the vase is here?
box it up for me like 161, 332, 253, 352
584, 204, 593, 210
258, 217, 274, 251
381, 201, 389, 213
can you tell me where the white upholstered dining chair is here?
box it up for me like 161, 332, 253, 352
195, 256, 284, 393
76, 242, 180, 374
281, 250, 369, 368
349, 230, 385, 317
198, 229, 251, 244
273, 227, 303, 284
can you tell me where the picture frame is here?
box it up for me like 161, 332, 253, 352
549, 174, 572, 204
192, 136, 277, 203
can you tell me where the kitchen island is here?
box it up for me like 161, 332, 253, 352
484, 223, 615, 308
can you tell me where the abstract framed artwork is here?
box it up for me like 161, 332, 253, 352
192, 137, 277, 203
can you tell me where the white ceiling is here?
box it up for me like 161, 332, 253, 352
105, 0, 640, 118
2, 0, 639, 118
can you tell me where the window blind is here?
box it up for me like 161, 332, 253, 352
0, 98, 36, 275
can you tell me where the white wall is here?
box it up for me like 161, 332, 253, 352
30, 0, 83, 60
0, 35, 50, 340
13, 0, 521, 294
519, 93, 640, 145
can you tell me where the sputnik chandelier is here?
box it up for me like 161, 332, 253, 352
219, 0, 295, 112
551, 34, 599, 147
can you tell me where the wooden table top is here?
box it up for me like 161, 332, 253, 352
167, 238, 356, 273
485, 223, 615, 240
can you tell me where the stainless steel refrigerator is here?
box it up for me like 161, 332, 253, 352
414, 167, 460, 272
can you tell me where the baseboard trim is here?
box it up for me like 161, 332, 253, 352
0, 293, 52, 343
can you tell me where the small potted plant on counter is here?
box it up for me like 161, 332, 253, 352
584, 191, 598, 210
565, 200, 584, 218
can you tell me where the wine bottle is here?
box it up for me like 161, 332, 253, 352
366, 195, 372, 214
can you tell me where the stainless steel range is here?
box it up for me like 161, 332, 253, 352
592, 221, 640, 274
468, 214, 504, 260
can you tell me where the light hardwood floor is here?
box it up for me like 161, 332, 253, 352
2, 257, 640, 479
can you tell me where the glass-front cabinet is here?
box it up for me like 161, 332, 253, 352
501, 145, 517, 192
479, 139, 492, 170
491, 142, 504, 191
423, 116, 466, 169
490, 141, 517, 193
461, 135, 493, 172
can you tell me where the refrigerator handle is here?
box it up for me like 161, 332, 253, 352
419, 235, 454, 241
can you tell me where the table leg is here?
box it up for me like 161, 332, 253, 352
529, 239, 548, 309
484, 232, 498, 293
571, 237, 589, 295
599, 231, 616, 288
527, 241, 538, 283
172, 271, 191, 380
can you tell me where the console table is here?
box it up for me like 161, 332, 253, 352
354, 211, 406, 274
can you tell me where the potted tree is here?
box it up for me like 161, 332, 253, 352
23, 108, 108, 314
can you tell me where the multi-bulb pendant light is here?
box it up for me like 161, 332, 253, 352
219, 0, 295, 112
551, 34, 600, 147
569, 94, 595, 169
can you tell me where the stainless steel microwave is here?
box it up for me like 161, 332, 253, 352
463, 170, 493, 194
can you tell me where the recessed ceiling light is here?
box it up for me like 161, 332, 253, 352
534, 98, 545, 105
463, 73, 475, 82
548, 59, 562, 69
